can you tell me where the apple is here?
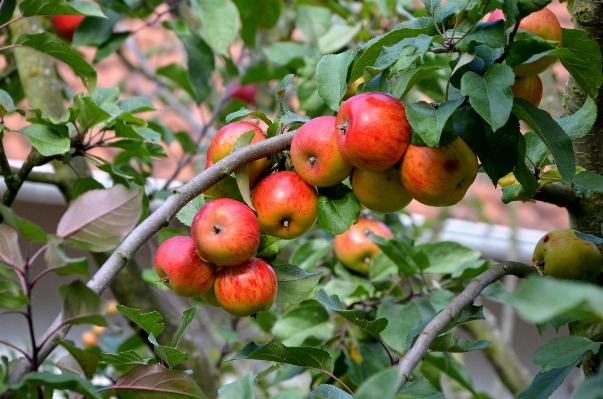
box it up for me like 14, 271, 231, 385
251, 171, 318, 239
531, 229, 602, 280
208, 121, 271, 187
92, 326, 106, 336
334, 219, 393, 274
201, 286, 222, 307
510, 75, 543, 106
154, 236, 216, 297
400, 136, 478, 207
487, 8, 562, 76
290, 116, 353, 187
336, 92, 412, 172
191, 198, 261, 266
51, 15, 85, 42
228, 82, 258, 105
351, 167, 412, 213
214, 257, 278, 317
81, 331, 98, 348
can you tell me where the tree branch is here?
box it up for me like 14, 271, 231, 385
395, 262, 537, 391
532, 183, 581, 210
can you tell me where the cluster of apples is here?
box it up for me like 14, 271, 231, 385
154, 198, 278, 317
489, 7, 563, 107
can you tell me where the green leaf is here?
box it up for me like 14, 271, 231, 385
117, 305, 164, 337
559, 28, 603, 99
296, 5, 330, 47
55, 339, 99, 379
0, 280, 29, 310
273, 264, 322, 304
309, 385, 352, 399
572, 368, 603, 399
355, 367, 399, 399
44, 235, 89, 277
0, 224, 23, 269
171, 306, 199, 348
118, 97, 156, 114
532, 336, 601, 373
14, 33, 96, 91
316, 50, 355, 111
0, 89, 23, 116
177, 31, 214, 103
575, 231, 603, 245
456, 20, 506, 50
507, 277, 603, 323
369, 235, 421, 276
72, 177, 105, 199
105, 364, 207, 398
318, 24, 362, 54
0, 205, 47, 243
406, 98, 464, 147
317, 184, 361, 235
513, 134, 539, 197
516, 360, 581, 399
272, 301, 333, 346
429, 333, 490, 353
19, 0, 105, 16
232, 339, 334, 373
72, 93, 112, 130
398, 376, 445, 399
377, 299, 421, 353
156, 63, 196, 99
556, 96, 597, 142
8, 371, 101, 399
153, 345, 189, 369
460, 63, 515, 132
512, 98, 575, 183
195, 0, 240, 56
423, 352, 476, 394
315, 289, 388, 335
58, 280, 107, 327
176, 196, 205, 227
20, 124, 70, 156
226, 107, 272, 125
72, 8, 121, 47
391, 66, 442, 100
275, 74, 294, 116
417, 241, 480, 274
574, 170, 603, 196
257, 235, 280, 263
100, 351, 147, 366
218, 374, 254, 399
263, 42, 316, 66
254, 364, 282, 385
288, 238, 331, 271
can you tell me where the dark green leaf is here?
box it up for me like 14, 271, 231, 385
559, 28, 603, 99
20, 0, 105, 16
171, 306, 198, 348
456, 20, 506, 51
398, 376, 445, 399
55, 339, 99, 379
391, 66, 442, 100
572, 368, 603, 399
156, 64, 196, 99
176, 196, 205, 227
355, 367, 399, 399
316, 51, 355, 111
72, 93, 112, 130
272, 302, 333, 346
532, 336, 601, 372
14, 33, 96, 91
177, 32, 214, 103
309, 384, 352, 399
512, 98, 575, 183
117, 305, 164, 337
154, 345, 189, 369
20, 124, 70, 156
226, 107, 272, 125
288, 238, 331, 271
72, 8, 121, 47
574, 171, 603, 196
516, 360, 581, 399
429, 333, 491, 353
423, 352, 476, 394
513, 134, 539, 197
196, 0, 240, 56
369, 235, 420, 276
406, 98, 464, 147
0, 205, 47, 243
257, 235, 281, 263
315, 289, 388, 335
416, 241, 480, 274
232, 339, 334, 373
72, 177, 105, 199
273, 264, 322, 304
556, 96, 597, 142
8, 371, 101, 399
377, 299, 421, 353
59, 280, 108, 327
460, 63, 515, 132
317, 184, 361, 235
100, 351, 146, 366
0, 280, 29, 310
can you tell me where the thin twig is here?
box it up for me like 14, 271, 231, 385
0, 340, 32, 362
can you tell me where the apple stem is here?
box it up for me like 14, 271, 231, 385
336, 121, 349, 134
212, 225, 223, 234
308, 156, 317, 166
282, 219, 290, 229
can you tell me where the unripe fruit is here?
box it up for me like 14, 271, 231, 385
154, 236, 216, 297
334, 219, 393, 274
510, 75, 543, 106
92, 326, 106, 336
191, 198, 261, 266
82, 331, 98, 348
251, 171, 318, 239
106, 300, 118, 316
290, 116, 353, 187
214, 258, 278, 317
336, 92, 412, 172
201, 286, 221, 307
351, 167, 412, 213
531, 229, 602, 280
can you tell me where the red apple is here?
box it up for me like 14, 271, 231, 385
154, 236, 216, 297
191, 198, 260, 266
228, 82, 258, 105
486, 9, 505, 22
400, 136, 478, 207
336, 92, 412, 172
290, 116, 353, 187
351, 167, 412, 213
334, 219, 393, 274
251, 171, 318, 239
510, 75, 543, 106
214, 257, 278, 317
51, 15, 85, 42
208, 121, 271, 187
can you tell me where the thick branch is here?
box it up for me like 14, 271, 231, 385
532, 183, 580, 210
395, 262, 537, 391
11, 130, 296, 382
1, 149, 57, 207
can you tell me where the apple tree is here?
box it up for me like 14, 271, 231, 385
0, 0, 603, 398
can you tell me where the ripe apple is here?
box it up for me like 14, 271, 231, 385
191, 198, 261, 266
400, 136, 478, 207
531, 229, 602, 280
334, 219, 393, 274
81, 331, 98, 348
336, 92, 412, 172
208, 121, 271, 187
214, 257, 278, 317
251, 171, 318, 239
510, 75, 543, 106
487, 8, 562, 76
351, 167, 412, 213
51, 15, 85, 42
228, 82, 258, 105
290, 116, 353, 187
154, 236, 217, 297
